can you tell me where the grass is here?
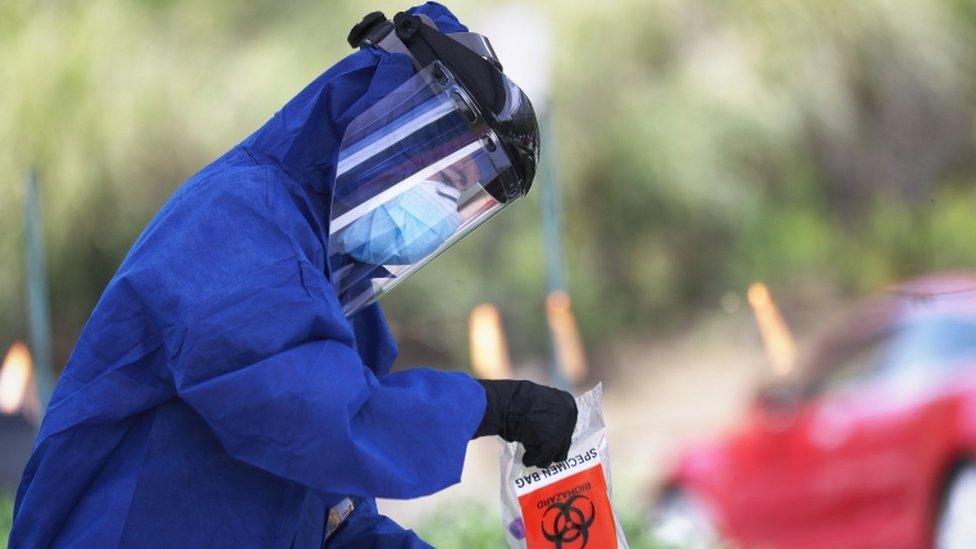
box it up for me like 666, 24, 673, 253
0, 493, 11, 546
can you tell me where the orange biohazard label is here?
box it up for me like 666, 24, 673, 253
516, 464, 618, 548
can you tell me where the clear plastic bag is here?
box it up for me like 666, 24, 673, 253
500, 384, 628, 548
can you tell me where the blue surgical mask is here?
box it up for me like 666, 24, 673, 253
339, 180, 463, 265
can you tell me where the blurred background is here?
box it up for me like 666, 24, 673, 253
2, 0, 976, 546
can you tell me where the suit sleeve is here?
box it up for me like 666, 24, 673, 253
164, 180, 486, 500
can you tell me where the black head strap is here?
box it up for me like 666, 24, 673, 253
391, 13, 506, 116
347, 11, 436, 57
347, 11, 507, 117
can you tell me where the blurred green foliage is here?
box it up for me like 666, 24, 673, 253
416, 502, 506, 548
1, 0, 975, 370
0, 493, 10, 546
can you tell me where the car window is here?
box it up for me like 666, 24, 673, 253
814, 316, 976, 398
884, 317, 976, 378
815, 333, 891, 396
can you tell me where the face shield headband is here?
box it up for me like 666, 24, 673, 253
326, 11, 541, 317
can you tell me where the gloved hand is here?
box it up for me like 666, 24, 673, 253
474, 379, 578, 468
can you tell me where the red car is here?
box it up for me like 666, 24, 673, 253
652, 274, 976, 548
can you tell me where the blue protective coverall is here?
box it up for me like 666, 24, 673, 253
11, 4, 486, 547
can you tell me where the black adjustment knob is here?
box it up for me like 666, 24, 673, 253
393, 12, 422, 42
347, 11, 387, 49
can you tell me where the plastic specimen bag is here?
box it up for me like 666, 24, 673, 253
500, 384, 628, 548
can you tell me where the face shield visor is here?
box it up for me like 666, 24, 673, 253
330, 12, 540, 316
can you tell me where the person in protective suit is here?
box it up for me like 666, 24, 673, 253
10, 3, 577, 547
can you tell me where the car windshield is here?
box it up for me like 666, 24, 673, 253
816, 316, 976, 396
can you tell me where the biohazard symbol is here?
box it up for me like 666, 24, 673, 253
541, 495, 596, 548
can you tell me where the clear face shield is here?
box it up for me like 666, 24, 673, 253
329, 61, 530, 315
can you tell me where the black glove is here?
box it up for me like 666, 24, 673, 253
474, 379, 578, 468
